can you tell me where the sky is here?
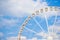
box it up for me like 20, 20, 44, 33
0, 0, 60, 40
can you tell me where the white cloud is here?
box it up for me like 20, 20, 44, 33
0, 17, 18, 28
49, 25, 60, 34
31, 37, 37, 40
1, 0, 60, 18
0, 0, 48, 17
7, 36, 27, 40
7, 36, 17, 40
0, 32, 4, 37
36, 32, 48, 38
36, 25, 60, 40
7, 36, 37, 40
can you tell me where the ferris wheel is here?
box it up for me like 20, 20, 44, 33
18, 6, 60, 40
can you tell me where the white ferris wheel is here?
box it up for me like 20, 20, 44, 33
18, 6, 60, 40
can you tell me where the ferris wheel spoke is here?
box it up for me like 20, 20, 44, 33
52, 10, 58, 36
33, 18, 45, 32
53, 12, 58, 26
25, 27, 37, 34
44, 15, 49, 33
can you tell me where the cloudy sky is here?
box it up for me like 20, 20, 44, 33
0, 0, 60, 40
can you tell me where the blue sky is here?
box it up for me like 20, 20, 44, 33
46, 0, 60, 6
0, 0, 60, 40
